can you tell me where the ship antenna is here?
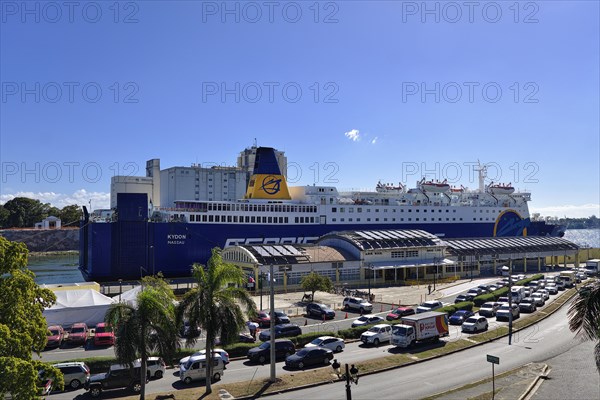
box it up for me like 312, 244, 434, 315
253, 138, 257, 147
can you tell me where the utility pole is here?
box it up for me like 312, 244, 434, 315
508, 258, 513, 345
269, 264, 276, 382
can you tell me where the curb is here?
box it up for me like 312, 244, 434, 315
518, 364, 550, 400
233, 287, 577, 399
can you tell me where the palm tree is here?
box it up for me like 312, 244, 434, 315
177, 247, 256, 395
567, 279, 600, 371
105, 276, 178, 399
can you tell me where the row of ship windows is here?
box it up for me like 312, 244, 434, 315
189, 214, 317, 224
330, 217, 465, 222
390, 250, 419, 258
333, 208, 461, 213
206, 204, 318, 213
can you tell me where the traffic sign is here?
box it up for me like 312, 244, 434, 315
487, 354, 500, 364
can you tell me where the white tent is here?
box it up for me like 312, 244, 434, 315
119, 286, 142, 307
43, 289, 118, 328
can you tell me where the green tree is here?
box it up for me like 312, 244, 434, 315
105, 275, 178, 399
3, 197, 50, 228
0, 205, 9, 228
568, 280, 600, 371
176, 247, 256, 395
300, 271, 334, 301
59, 205, 82, 227
0, 236, 64, 397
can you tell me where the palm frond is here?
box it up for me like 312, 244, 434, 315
568, 280, 600, 341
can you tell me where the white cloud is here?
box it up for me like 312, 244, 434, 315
371, 136, 378, 144
0, 189, 110, 210
344, 129, 360, 141
530, 203, 600, 218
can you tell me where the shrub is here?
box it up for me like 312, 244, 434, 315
288, 331, 336, 347
222, 342, 261, 358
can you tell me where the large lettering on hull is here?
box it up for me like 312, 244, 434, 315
224, 237, 319, 247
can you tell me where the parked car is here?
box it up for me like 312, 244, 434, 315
253, 311, 271, 328
67, 323, 89, 346
343, 297, 373, 313
454, 294, 474, 303
285, 347, 333, 369
545, 283, 558, 294
179, 354, 224, 384
351, 315, 384, 328
306, 303, 336, 319
536, 289, 550, 300
449, 310, 474, 325
523, 287, 532, 298
498, 296, 509, 304
142, 357, 166, 379
247, 339, 295, 363
180, 349, 230, 366
495, 281, 506, 288
38, 371, 53, 397
487, 284, 499, 292
461, 316, 488, 333
531, 293, 545, 306
259, 324, 302, 341
305, 336, 345, 352
53, 361, 90, 390
416, 300, 443, 313
496, 304, 520, 321
519, 298, 537, 313
84, 363, 146, 398
466, 290, 482, 298
179, 320, 201, 338
274, 311, 290, 324
93, 323, 115, 347
46, 325, 64, 349
360, 324, 392, 346
478, 302, 501, 317
386, 306, 415, 321
477, 285, 491, 294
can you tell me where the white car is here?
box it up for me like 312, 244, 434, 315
416, 300, 443, 313
180, 348, 230, 365
461, 316, 488, 333
351, 315, 384, 328
536, 289, 550, 300
360, 324, 392, 346
304, 336, 345, 352
531, 293, 545, 306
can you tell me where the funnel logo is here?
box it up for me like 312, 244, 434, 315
261, 175, 282, 195
493, 210, 529, 237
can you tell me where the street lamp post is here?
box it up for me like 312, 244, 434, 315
332, 359, 359, 400
118, 279, 123, 302
367, 264, 371, 299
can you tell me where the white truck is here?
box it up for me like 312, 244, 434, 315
510, 286, 526, 304
391, 311, 449, 348
559, 271, 576, 288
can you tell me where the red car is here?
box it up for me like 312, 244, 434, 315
253, 311, 271, 328
386, 307, 416, 321
94, 322, 115, 346
46, 325, 64, 348
67, 323, 89, 345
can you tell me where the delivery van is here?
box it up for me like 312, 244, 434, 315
179, 354, 224, 384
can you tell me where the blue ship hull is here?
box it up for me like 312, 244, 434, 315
79, 217, 561, 282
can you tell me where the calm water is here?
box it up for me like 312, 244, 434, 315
27, 229, 600, 285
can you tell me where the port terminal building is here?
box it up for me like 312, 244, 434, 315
222, 229, 580, 291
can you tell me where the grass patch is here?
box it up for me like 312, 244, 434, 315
413, 339, 473, 359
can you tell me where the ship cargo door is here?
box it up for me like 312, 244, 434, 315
320, 215, 326, 224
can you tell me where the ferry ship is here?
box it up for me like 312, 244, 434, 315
79, 147, 564, 281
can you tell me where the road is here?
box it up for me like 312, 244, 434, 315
268, 303, 577, 400
47, 285, 572, 399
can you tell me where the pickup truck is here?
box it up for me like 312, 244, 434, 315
391, 311, 449, 348
360, 324, 392, 346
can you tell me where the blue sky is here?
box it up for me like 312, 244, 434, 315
1, 1, 599, 217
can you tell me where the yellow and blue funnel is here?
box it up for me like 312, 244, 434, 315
245, 147, 291, 200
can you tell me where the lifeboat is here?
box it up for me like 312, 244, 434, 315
488, 182, 515, 195
450, 185, 465, 193
419, 178, 450, 193
376, 181, 405, 193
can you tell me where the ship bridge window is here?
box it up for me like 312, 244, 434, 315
202, 215, 207, 222
228, 216, 232, 222
424, 209, 428, 213
439, 218, 442, 221
209, 215, 214, 222
262, 217, 267, 223
349, 208, 354, 213
233, 216, 238, 222
245, 216, 250, 223
340, 218, 344, 222
375, 209, 379, 212
251, 216, 256, 223
367, 218, 371, 221
357, 208, 362, 212
268, 217, 272, 223
332, 218, 337, 222
340, 208, 344, 213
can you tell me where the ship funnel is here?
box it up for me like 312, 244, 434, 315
244, 147, 291, 200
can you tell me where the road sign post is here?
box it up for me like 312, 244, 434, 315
487, 355, 500, 400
